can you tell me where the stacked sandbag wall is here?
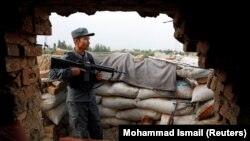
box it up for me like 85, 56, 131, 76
95, 64, 222, 127
38, 54, 70, 141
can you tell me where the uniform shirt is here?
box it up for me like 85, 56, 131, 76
49, 49, 97, 102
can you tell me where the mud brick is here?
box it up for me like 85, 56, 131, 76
34, 8, 52, 35
40, 70, 49, 78
219, 100, 239, 124
196, 41, 209, 56
44, 124, 56, 138
42, 137, 53, 141
9, 71, 22, 87
210, 76, 217, 91
23, 84, 40, 97
219, 100, 230, 119
42, 87, 48, 93
216, 70, 227, 82
27, 57, 38, 66
196, 77, 208, 84
7, 44, 20, 56
20, 15, 34, 34
6, 57, 27, 72
198, 56, 206, 68
42, 118, 53, 127
22, 67, 40, 85
47, 85, 65, 95
216, 80, 225, 93
5, 32, 35, 46
51, 81, 66, 88
223, 84, 235, 101
207, 74, 213, 89
24, 46, 42, 56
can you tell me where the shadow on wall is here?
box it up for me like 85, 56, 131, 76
0, 92, 15, 126
0, 91, 29, 141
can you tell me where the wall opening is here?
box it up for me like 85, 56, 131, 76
36, 11, 218, 141
37, 12, 183, 52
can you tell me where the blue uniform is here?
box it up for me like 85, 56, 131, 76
49, 50, 103, 139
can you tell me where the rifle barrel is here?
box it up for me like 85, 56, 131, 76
51, 57, 126, 74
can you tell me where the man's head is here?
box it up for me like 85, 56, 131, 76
71, 27, 95, 53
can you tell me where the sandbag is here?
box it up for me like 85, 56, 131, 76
193, 114, 222, 125
44, 101, 68, 125
191, 84, 214, 102
158, 113, 221, 125
136, 81, 192, 100
158, 114, 196, 125
95, 82, 139, 98
102, 97, 136, 110
101, 117, 134, 126
196, 77, 208, 84
116, 108, 161, 121
175, 81, 193, 99
136, 98, 195, 115
136, 88, 173, 100
177, 66, 213, 79
196, 99, 214, 120
96, 95, 102, 104
98, 105, 118, 117
41, 89, 67, 111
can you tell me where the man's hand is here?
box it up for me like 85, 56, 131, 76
71, 67, 85, 76
96, 71, 103, 80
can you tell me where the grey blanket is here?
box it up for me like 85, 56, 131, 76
90, 52, 177, 92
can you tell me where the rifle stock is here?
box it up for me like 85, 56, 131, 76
50, 57, 126, 74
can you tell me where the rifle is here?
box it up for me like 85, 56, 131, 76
50, 57, 126, 77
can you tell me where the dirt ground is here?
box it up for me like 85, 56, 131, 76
103, 127, 119, 141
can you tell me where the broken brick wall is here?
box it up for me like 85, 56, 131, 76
172, 2, 247, 124
0, 2, 51, 140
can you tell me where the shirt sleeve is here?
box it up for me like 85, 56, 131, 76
49, 54, 72, 83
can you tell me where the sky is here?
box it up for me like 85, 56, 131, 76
37, 11, 183, 51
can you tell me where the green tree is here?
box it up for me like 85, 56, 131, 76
56, 40, 73, 50
66, 45, 73, 50
92, 44, 110, 52
57, 40, 67, 49
129, 49, 154, 58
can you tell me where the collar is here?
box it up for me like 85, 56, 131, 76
73, 48, 88, 59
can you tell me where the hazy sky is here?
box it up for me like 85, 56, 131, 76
37, 12, 183, 51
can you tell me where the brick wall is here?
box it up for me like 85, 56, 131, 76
0, 6, 51, 140
207, 71, 240, 124
172, 3, 248, 124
